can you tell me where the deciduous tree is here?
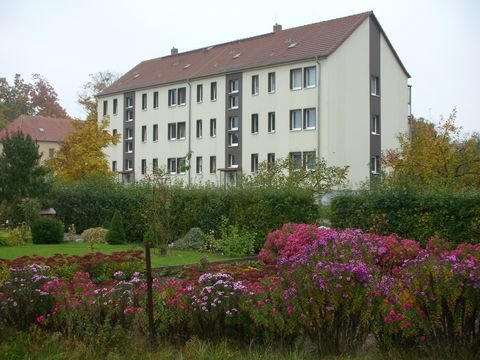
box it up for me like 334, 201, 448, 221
383, 109, 480, 191
78, 71, 119, 118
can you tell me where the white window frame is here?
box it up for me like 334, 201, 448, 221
229, 116, 239, 131
126, 128, 133, 140
177, 157, 186, 174
112, 160, 117, 172
229, 79, 239, 94
113, 98, 118, 115
267, 153, 275, 166
196, 119, 202, 138
177, 87, 186, 105
290, 68, 302, 90
126, 141, 133, 153
228, 95, 239, 109
371, 156, 380, 174
196, 156, 203, 174
126, 97, 133, 108
304, 66, 316, 88
210, 82, 217, 101
177, 122, 186, 139
228, 132, 239, 147
371, 115, 380, 135
167, 158, 177, 174
303, 151, 316, 171
141, 159, 147, 175
168, 89, 177, 106
210, 156, 216, 173
290, 152, 302, 170
210, 118, 216, 137
229, 154, 239, 168
103, 100, 107, 116
251, 153, 258, 173
197, 84, 203, 103
152, 158, 158, 171
141, 125, 147, 143
142, 93, 147, 110
251, 113, 258, 134
290, 109, 302, 131
268, 72, 276, 93
371, 76, 379, 96
126, 110, 134, 122
268, 112, 275, 133
251, 75, 259, 95
303, 108, 316, 130
126, 159, 133, 170
153, 124, 158, 142
168, 123, 177, 140
153, 92, 159, 109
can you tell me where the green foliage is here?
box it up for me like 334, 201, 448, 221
8, 198, 41, 226
48, 180, 317, 245
7, 224, 32, 246
331, 190, 480, 245
31, 218, 64, 244
106, 210, 126, 245
173, 227, 206, 250
215, 217, 258, 256
243, 157, 349, 195
0, 132, 50, 202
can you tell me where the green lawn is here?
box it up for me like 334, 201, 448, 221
0, 242, 230, 267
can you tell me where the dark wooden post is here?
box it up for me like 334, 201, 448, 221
145, 242, 156, 347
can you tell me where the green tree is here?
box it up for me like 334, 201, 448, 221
106, 210, 126, 245
242, 157, 349, 195
383, 109, 480, 191
0, 131, 50, 202
0, 74, 69, 128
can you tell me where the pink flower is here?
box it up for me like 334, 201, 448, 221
36, 315, 45, 325
123, 307, 143, 315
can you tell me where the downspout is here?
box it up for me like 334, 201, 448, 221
187, 80, 192, 186
315, 57, 321, 160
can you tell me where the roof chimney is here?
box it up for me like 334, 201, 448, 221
273, 23, 282, 33
171, 47, 178, 55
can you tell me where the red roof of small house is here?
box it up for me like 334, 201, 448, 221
100, 11, 409, 96
0, 115, 75, 143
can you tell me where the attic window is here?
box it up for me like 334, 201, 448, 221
288, 42, 297, 49
233, 53, 241, 59
184, 64, 191, 69
133, 74, 140, 78
39, 128, 45, 132
206, 46, 214, 52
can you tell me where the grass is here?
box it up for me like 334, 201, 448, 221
0, 242, 231, 267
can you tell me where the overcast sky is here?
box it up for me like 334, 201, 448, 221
1, 0, 479, 133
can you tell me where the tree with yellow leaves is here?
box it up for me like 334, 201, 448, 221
51, 115, 119, 182
383, 109, 480, 192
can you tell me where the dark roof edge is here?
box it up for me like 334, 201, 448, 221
370, 13, 411, 78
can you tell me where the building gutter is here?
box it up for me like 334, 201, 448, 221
315, 56, 321, 160
187, 80, 192, 186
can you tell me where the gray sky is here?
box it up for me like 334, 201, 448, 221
1, 0, 479, 133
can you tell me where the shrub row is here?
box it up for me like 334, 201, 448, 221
47, 179, 318, 243
331, 190, 480, 244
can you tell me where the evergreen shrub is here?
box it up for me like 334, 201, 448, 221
106, 210, 126, 245
32, 218, 64, 244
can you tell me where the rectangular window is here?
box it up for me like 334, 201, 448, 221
126, 141, 133, 153
196, 156, 203, 174
125, 128, 132, 139
126, 110, 134, 121
371, 115, 380, 135
196, 119, 202, 138
229, 116, 239, 130
268, 112, 275, 133
290, 109, 302, 130
251, 113, 258, 134
371, 156, 380, 174
228, 95, 239, 109
167, 158, 177, 174
153, 124, 158, 141
168, 123, 177, 140
141, 125, 147, 142
113, 129, 117, 136
303, 151, 316, 170
48, 148, 55, 158
142, 93, 147, 110
177, 87, 186, 105
103, 100, 107, 116
371, 76, 379, 96
152, 158, 158, 172
168, 89, 177, 106
177, 157, 186, 174
153, 92, 159, 108
141, 159, 147, 175
267, 153, 275, 168
228, 132, 239, 147
126, 96, 133, 108
210, 156, 216, 173
251, 75, 259, 95
304, 66, 316, 88
229, 79, 239, 93
251, 153, 258, 173
210, 118, 216, 137
125, 159, 133, 170
290, 68, 302, 90
177, 122, 186, 139
112, 160, 117, 172
268, 72, 276, 93
113, 99, 118, 115
228, 154, 238, 168
197, 84, 203, 103
303, 108, 316, 129
210, 82, 217, 101
290, 152, 302, 169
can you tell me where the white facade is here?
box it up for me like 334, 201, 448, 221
100, 14, 409, 188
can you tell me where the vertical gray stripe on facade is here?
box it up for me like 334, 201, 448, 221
224, 73, 242, 170
369, 16, 381, 180
124, 92, 135, 176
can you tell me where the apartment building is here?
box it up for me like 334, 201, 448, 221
99, 11, 410, 187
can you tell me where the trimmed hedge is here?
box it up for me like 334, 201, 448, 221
331, 191, 480, 245
47, 179, 318, 243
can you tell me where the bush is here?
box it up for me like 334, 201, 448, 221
106, 210, 126, 245
331, 190, 480, 245
7, 224, 32, 246
173, 228, 206, 250
31, 218, 64, 244
81, 227, 108, 244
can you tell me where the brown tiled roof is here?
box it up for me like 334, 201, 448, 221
0, 115, 75, 143
101, 11, 408, 96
